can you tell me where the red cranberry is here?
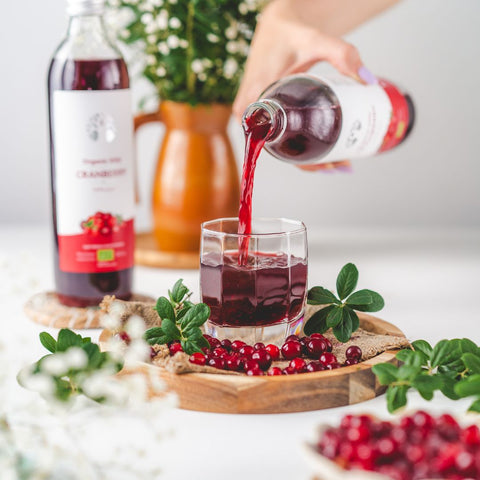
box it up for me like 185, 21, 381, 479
220, 339, 232, 350
150, 347, 156, 360
207, 357, 225, 370
253, 342, 265, 350
118, 331, 131, 344
405, 444, 426, 463
230, 340, 246, 352
319, 352, 337, 365
208, 337, 221, 350
267, 367, 283, 376
323, 337, 333, 352
281, 340, 303, 360
412, 411, 434, 430
243, 359, 260, 372
436, 413, 460, 440
246, 366, 263, 376
225, 354, 241, 371
455, 449, 475, 474
289, 357, 307, 372
347, 424, 371, 443
212, 347, 228, 358
344, 358, 359, 366
282, 366, 298, 375
239, 345, 255, 358
306, 361, 325, 372
376, 437, 396, 457
265, 344, 280, 361
169, 342, 183, 355
189, 352, 206, 366
251, 350, 272, 370
346, 345, 362, 361
462, 424, 480, 446
306, 338, 327, 357
310, 333, 326, 340
326, 362, 341, 369
285, 334, 300, 342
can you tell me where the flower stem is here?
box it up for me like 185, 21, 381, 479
186, 1, 195, 96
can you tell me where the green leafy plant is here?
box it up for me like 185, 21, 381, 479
304, 263, 384, 343
109, 0, 266, 105
20, 329, 123, 403
144, 279, 210, 355
372, 338, 480, 413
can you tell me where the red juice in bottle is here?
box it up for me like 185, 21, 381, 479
48, 1, 135, 307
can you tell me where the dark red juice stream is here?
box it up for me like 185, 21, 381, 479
237, 109, 273, 265
48, 58, 132, 307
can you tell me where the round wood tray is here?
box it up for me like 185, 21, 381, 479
100, 313, 406, 414
135, 232, 199, 269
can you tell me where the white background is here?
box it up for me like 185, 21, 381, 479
1, 0, 479, 230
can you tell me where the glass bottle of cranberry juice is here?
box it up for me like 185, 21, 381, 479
242, 73, 415, 164
48, 0, 135, 307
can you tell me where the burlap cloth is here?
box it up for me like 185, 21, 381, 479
101, 297, 410, 375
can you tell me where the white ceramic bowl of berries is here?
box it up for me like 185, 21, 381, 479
304, 411, 480, 480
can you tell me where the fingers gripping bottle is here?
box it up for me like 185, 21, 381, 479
48, 0, 135, 306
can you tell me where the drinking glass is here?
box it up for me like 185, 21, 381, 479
200, 217, 308, 344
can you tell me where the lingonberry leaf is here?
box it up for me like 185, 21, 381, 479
336, 263, 358, 300
159, 318, 181, 341
303, 305, 335, 336
345, 290, 372, 306
386, 385, 408, 413
155, 297, 175, 321
468, 398, 480, 413
345, 307, 359, 333
395, 349, 415, 363
39, 332, 57, 353
454, 374, 480, 398
438, 373, 461, 400
332, 312, 353, 343
372, 363, 398, 385
180, 303, 210, 329
145, 327, 163, 339
411, 375, 443, 401
398, 350, 427, 368
307, 287, 340, 305
397, 364, 421, 381
171, 278, 189, 304
83, 342, 103, 369
56, 329, 83, 351
347, 290, 384, 312
460, 338, 480, 355
461, 353, 480, 374
326, 306, 344, 328
411, 340, 433, 359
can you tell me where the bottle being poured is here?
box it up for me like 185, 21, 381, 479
237, 72, 415, 264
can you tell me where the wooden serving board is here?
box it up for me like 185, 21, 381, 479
100, 314, 406, 414
135, 232, 199, 269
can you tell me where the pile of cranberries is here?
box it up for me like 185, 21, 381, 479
81, 211, 123, 237
184, 333, 362, 376
317, 412, 480, 480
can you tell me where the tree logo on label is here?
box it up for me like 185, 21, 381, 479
86, 113, 116, 143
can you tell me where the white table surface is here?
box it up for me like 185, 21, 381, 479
1, 224, 480, 479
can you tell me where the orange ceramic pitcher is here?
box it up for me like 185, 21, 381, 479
135, 102, 240, 252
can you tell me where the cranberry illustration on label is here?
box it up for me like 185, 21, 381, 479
81, 211, 124, 237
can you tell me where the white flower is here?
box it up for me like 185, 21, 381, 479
147, 34, 157, 44
169, 0, 178, 3
202, 58, 213, 68
226, 41, 240, 54
198, 73, 207, 82
146, 55, 156, 65
156, 10, 168, 29
179, 39, 188, 48
125, 315, 146, 340
21, 373, 56, 397
145, 22, 157, 34
120, 29, 131, 39
207, 33, 219, 43
64, 347, 88, 370
156, 66, 167, 77
168, 17, 181, 29
223, 58, 238, 79
124, 339, 151, 365
100, 312, 121, 331
152, 0, 163, 5
140, 13, 153, 24
158, 42, 170, 55
41, 354, 68, 376
225, 24, 238, 40
166, 35, 180, 49
238, 2, 248, 15
191, 59, 204, 74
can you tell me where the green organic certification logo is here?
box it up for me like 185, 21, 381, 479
97, 249, 114, 262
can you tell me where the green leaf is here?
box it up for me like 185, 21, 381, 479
83, 343, 103, 369
56, 329, 82, 351
431, 339, 460, 368
348, 290, 384, 312
171, 279, 189, 303
326, 306, 344, 328
411, 375, 443, 401
372, 363, 398, 385
460, 338, 479, 355
332, 311, 353, 343
462, 353, 480, 374
144, 327, 164, 340
155, 297, 175, 320
180, 303, 210, 329
386, 385, 408, 413
39, 332, 57, 353
455, 375, 480, 398
160, 318, 181, 341
396, 349, 414, 363
176, 305, 192, 321
347, 308, 360, 332
336, 263, 358, 300
468, 398, 480, 413
397, 364, 421, 381
411, 340, 433, 359
181, 339, 202, 355
304, 306, 335, 335
307, 287, 339, 306
146, 335, 169, 346
345, 290, 372, 306
398, 350, 427, 367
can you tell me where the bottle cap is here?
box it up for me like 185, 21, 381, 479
67, 0, 105, 16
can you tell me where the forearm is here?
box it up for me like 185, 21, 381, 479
268, 0, 400, 36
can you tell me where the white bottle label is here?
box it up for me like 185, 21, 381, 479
319, 75, 392, 162
52, 89, 135, 273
